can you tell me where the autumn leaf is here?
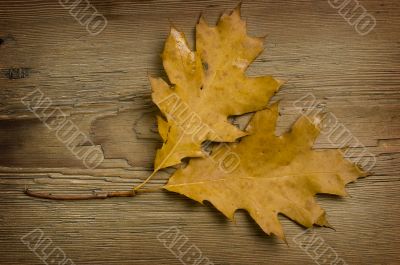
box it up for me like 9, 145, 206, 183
164, 103, 366, 240
151, 6, 282, 171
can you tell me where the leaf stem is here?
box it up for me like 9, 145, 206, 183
133, 170, 158, 191
24, 186, 164, 200
24, 188, 136, 200
133, 133, 186, 191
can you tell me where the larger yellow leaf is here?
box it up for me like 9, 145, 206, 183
165, 103, 366, 240
151, 6, 282, 170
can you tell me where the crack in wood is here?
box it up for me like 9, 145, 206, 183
3, 68, 31, 79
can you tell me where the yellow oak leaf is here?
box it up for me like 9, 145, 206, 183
151, 6, 282, 171
165, 103, 366, 240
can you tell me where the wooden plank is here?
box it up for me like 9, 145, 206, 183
0, 0, 399, 264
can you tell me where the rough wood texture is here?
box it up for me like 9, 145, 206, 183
0, 0, 399, 264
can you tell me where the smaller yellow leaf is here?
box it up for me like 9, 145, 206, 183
151, 6, 282, 171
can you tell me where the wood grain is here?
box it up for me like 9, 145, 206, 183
0, 0, 399, 264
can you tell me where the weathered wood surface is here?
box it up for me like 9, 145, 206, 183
0, 0, 399, 264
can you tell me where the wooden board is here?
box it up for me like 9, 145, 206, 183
0, 0, 399, 264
